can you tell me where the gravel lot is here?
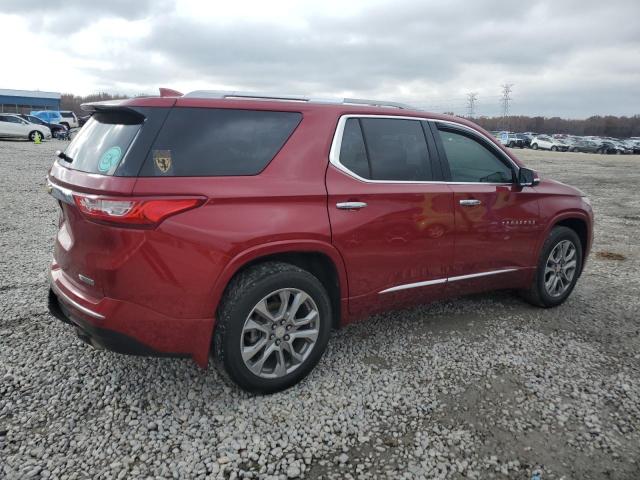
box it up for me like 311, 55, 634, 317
1, 139, 639, 479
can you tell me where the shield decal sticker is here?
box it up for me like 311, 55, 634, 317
153, 150, 172, 174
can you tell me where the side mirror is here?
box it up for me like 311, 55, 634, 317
517, 167, 540, 187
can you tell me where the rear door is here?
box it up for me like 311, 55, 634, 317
431, 122, 541, 295
326, 115, 454, 317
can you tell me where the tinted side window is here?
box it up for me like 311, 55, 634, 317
359, 118, 432, 181
339, 118, 370, 178
438, 128, 514, 183
139, 108, 302, 177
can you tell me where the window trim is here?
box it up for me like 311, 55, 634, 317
330, 114, 519, 185
434, 121, 519, 184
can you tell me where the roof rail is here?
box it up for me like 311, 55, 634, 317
183, 90, 417, 110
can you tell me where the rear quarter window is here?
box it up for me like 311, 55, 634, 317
138, 108, 302, 177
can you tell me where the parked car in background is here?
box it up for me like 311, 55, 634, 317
18, 114, 68, 138
530, 135, 569, 151
0, 113, 51, 141
47, 90, 593, 393
498, 131, 524, 148
31, 110, 64, 126
515, 133, 531, 148
60, 111, 79, 129
623, 139, 640, 153
569, 139, 602, 153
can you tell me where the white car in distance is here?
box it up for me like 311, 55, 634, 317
59, 111, 79, 129
530, 135, 569, 152
0, 113, 52, 141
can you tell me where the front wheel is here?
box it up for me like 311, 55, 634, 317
521, 226, 583, 308
531, 143, 538, 150
551, 146, 558, 151
213, 262, 332, 393
29, 131, 43, 142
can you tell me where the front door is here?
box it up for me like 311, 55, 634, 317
432, 123, 541, 295
326, 115, 455, 318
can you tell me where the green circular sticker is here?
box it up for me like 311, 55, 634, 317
98, 146, 122, 173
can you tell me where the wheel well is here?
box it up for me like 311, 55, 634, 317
555, 218, 588, 264
236, 252, 342, 328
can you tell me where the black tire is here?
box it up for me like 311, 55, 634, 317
551, 146, 558, 151
28, 131, 43, 142
213, 261, 332, 393
508, 142, 514, 148
60, 122, 70, 130
520, 226, 583, 308
531, 143, 538, 150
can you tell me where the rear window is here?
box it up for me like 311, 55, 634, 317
138, 108, 302, 177
61, 111, 143, 175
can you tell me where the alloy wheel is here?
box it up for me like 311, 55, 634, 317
240, 288, 320, 379
544, 240, 577, 297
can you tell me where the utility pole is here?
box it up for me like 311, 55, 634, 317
500, 83, 514, 129
466, 92, 478, 118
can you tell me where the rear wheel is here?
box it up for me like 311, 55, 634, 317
521, 226, 582, 308
213, 261, 332, 393
551, 146, 558, 151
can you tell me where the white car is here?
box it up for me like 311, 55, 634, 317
0, 113, 51, 141
59, 111, 79, 129
530, 135, 569, 152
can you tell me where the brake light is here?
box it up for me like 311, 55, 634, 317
73, 194, 204, 227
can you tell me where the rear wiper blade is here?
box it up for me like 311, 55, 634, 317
56, 150, 73, 163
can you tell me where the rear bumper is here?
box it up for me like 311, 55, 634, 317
49, 263, 214, 367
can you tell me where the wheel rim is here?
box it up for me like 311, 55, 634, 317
544, 240, 577, 297
240, 288, 320, 379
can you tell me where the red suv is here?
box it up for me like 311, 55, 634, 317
47, 90, 593, 393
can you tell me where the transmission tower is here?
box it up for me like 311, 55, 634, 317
466, 92, 478, 118
500, 83, 514, 129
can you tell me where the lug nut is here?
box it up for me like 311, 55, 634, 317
280, 320, 285, 325
275, 339, 281, 346
286, 325, 291, 330
284, 335, 290, 341
271, 324, 276, 330
270, 334, 275, 340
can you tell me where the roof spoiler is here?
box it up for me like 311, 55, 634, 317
80, 99, 130, 112
159, 88, 183, 97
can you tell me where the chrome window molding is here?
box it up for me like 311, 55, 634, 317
328, 114, 519, 185
379, 268, 519, 294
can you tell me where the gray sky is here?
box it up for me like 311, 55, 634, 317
3, 0, 639, 118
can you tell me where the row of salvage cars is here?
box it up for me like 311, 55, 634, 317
493, 131, 640, 154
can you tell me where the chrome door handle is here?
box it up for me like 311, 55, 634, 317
459, 199, 481, 206
336, 201, 368, 210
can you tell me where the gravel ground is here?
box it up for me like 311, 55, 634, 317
1, 139, 639, 479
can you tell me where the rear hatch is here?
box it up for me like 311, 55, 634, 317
48, 100, 175, 298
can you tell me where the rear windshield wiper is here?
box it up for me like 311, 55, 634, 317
56, 150, 73, 163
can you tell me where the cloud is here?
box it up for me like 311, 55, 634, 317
4, 0, 640, 117
3, 0, 170, 33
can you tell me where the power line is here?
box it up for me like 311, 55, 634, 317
500, 83, 514, 128
466, 92, 478, 117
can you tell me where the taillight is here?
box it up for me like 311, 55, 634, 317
72, 194, 204, 227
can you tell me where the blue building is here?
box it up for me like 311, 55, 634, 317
0, 88, 61, 113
